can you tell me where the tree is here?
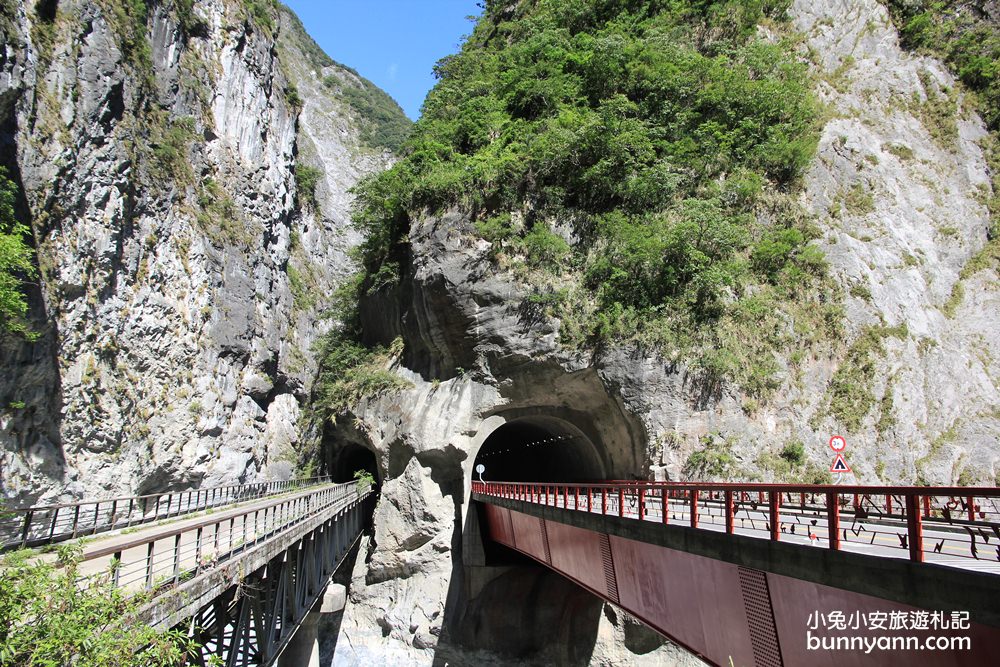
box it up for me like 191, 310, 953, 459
0, 544, 196, 666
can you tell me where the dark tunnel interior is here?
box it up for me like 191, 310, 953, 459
473, 417, 605, 483
327, 441, 380, 486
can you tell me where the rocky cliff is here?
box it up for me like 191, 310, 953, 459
321, 0, 1000, 665
2, 1, 999, 666
0, 0, 405, 503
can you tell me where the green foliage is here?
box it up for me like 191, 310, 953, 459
348, 0, 828, 398
841, 182, 875, 216
886, 1, 1000, 130
353, 468, 375, 492
284, 84, 303, 109
0, 167, 36, 338
331, 77, 413, 152
756, 439, 832, 484
243, 0, 277, 34
0, 545, 196, 666
195, 178, 245, 247
315, 335, 411, 422
294, 164, 323, 210
683, 433, 737, 480
828, 323, 908, 432
100, 0, 152, 86
151, 117, 197, 184
780, 439, 805, 465
174, 0, 207, 35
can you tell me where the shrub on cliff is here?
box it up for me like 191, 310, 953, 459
0, 167, 36, 338
349, 0, 833, 399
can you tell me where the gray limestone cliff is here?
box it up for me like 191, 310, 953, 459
322, 1, 1000, 665
0, 0, 403, 503
1, 1, 999, 666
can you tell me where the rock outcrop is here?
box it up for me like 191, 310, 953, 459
325, 0, 1000, 664
0, 0, 400, 503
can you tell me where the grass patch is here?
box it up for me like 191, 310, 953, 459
682, 433, 738, 481
294, 164, 322, 210
827, 323, 908, 432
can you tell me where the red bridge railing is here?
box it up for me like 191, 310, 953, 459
471, 481, 1000, 566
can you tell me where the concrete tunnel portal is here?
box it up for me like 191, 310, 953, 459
472, 415, 607, 484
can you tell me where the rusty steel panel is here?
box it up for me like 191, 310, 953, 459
508, 508, 548, 564
543, 519, 613, 600
482, 504, 513, 545
767, 570, 1000, 667
609, 534, 758, 667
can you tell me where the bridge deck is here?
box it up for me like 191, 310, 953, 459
474, 481, 1000, 667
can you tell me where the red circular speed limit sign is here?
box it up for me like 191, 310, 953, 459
829, 435, 847, 452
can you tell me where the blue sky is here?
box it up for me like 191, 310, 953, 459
283, 1, 483, 119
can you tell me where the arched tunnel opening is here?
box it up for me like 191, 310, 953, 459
326, 441, 380, 487
472, 416, 606, 484
449, 414, 640, 663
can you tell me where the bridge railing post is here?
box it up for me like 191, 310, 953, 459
906, 494, 924, 562
690, 490, 699, 529
602, 488, 607, 515
725, 490, 733, 534
661, 488, 668, 525
618, 488, 625, 518
638, 488, 646, 521
768, 491, 779, 541
826, 491, 840, 550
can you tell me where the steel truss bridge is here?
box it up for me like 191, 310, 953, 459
473, 481, 1000, 667
2, 477, 374, 667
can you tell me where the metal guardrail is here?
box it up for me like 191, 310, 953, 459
74, 481, 371, 594
0, 476, 332, 552
472, 481, 1000, 566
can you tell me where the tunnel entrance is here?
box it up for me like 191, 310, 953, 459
473, 415, 605, 484
326, 441, 379, 486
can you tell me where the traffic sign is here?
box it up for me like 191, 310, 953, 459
829, 435, 847, 453
830, 453, 851, 473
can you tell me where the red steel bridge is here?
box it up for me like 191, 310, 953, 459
1, 477, 374, 667
472, 480, 1000, 667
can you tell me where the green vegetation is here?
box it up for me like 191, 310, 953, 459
755, 439, 833, 484
284, 83, 303, 109
353, 469, 376, 492
683, 433, 737, 480
314, 335, 412, 423
886, 1, 1000, 130
350, 0, 832, 397
195, 178, 245, 247
886, 1, 1000, 277
151, 117, 197, 184
842, 182, 875, 216
313, 276, 412, 423
915, 421, 960, 484
0, 544, 196, 666
333, 77, 413, 152
243, 0, 278, 34
827, 323, 908, 432
294, 164, 323, 210
0, 167, 36, 338
884, 142, 914, 161
99, 0, 153, 87
276, 3, 412, 153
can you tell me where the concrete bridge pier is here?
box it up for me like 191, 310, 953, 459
278, 584, 347, 667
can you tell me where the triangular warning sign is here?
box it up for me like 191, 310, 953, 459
830, 453, 851, 473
